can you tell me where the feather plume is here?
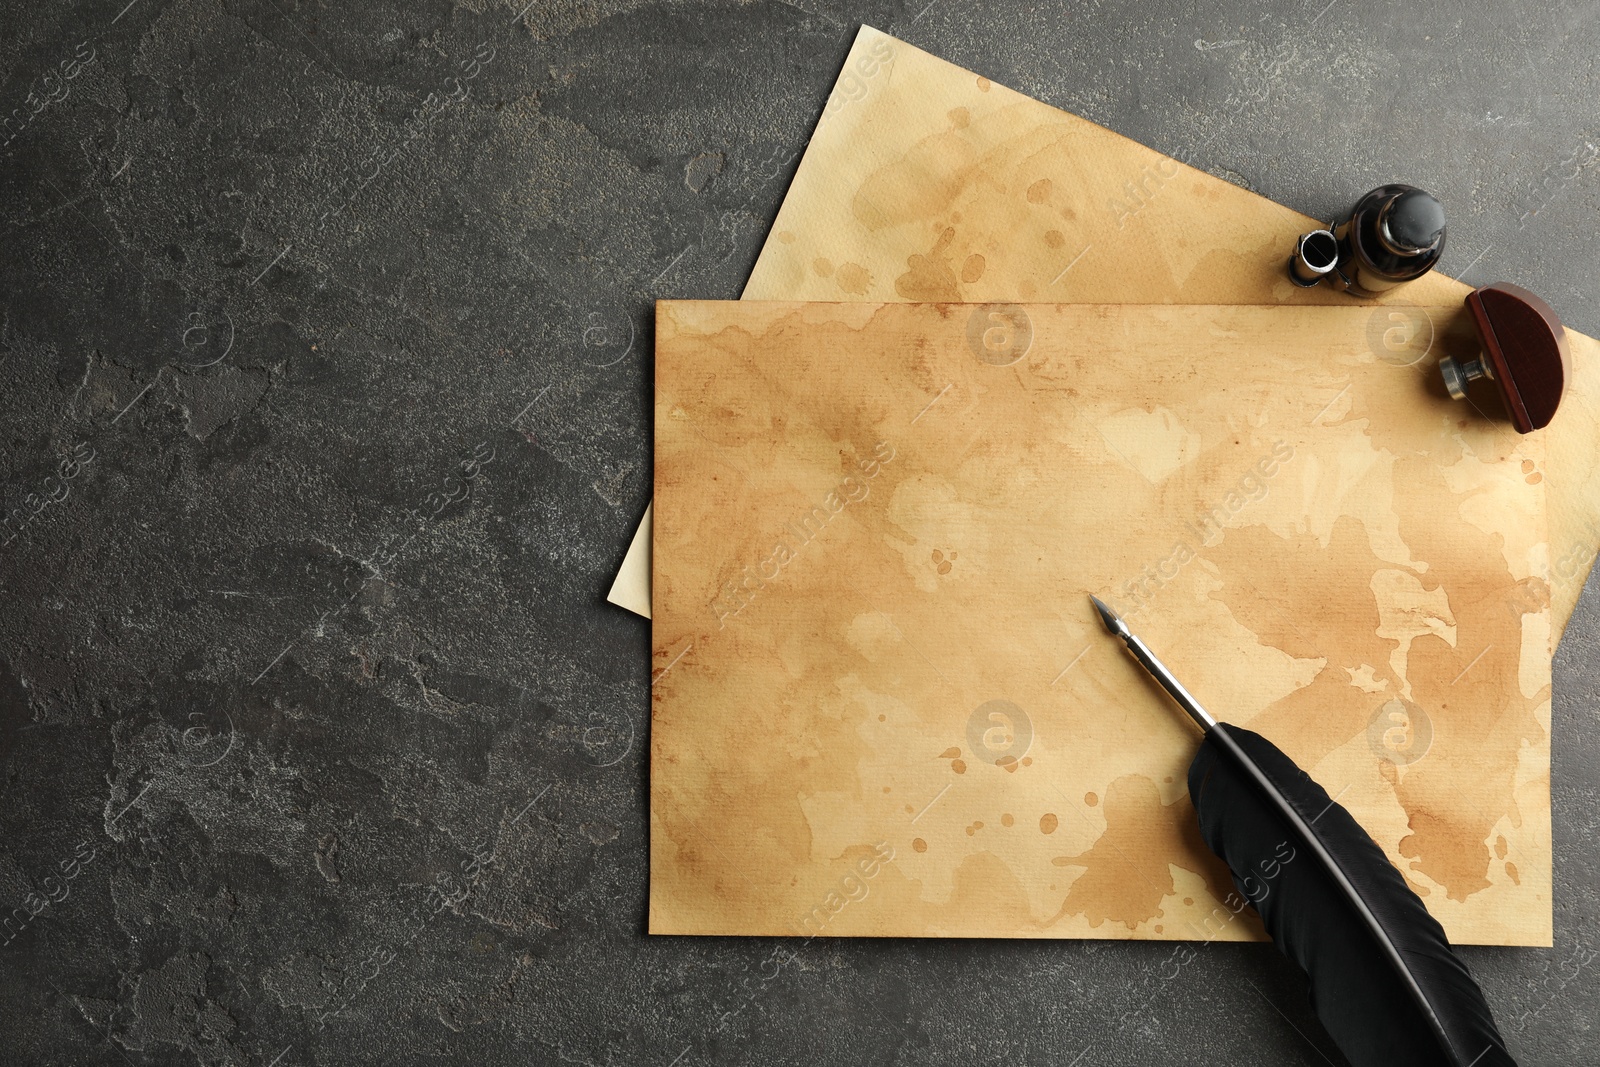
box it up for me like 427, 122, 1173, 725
1088, 595, 1515, 1067
1191, 725, 1515, 1067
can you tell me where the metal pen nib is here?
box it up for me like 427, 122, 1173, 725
1089, 594, 1128, 638
1088, 596, 1218, 733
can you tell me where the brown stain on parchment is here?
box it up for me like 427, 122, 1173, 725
850, 105, 1096, 243
1251, 667, 1376, 773
1204, 459, 1546, 904
851, 127, 980, 231
836, 262, 872, 295
895, 226, 961, 301
647, 366, 924, 927
1206, 516, 1392, 668
1385, 454, 1547, 902
686, 305, 944, 449
1204, 516, 1407, 765
945, 850, 1033, 929
1046, 776, 1176, 931
1042, 777, 1240, 934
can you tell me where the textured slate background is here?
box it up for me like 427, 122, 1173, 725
1, 0, 1597, 1064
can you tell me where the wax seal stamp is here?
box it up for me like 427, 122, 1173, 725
1290, 184, 1446, 295
1440, 282, 1570, 433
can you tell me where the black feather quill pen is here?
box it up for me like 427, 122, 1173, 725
1089, 595, 1515, 1067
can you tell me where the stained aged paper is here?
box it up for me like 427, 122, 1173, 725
614, 25, 1600, 647
650, 299, 1552, 945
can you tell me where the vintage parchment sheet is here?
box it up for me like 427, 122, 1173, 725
613, 25, 1600, 650
650, 299, 1552, 945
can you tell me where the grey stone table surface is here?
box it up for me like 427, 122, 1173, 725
1, 0, 1597, 1064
